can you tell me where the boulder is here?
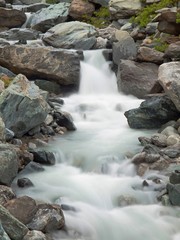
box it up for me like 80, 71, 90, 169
0, 0, 5, 7
42, 21, 97, 50
164, 41, 180, 61
170, 170, 180, 184
17, 178, 34, 188
30, 150, 56, 165
22, 3, 50, 13
27, 2, 70, 33
69, 0, 95, 20
0, 8, 26, 28
35, 80, 62, 95
158, 62, 180, 112
0, 28, 41, 41
27, 203, 65, 233
112, 30, 137, 65
0, 223, 10, 240
0, 204, 28, 240
0, 45, 80, 86
0, 117, 5, 142
15, 0, 44, 4
0, 74, 49, 137
0, 144, 18, 186
23, 230, 47, 240
167, 183, 180, 206
109, 0, 142, 19
54, 111, 76, 131
117, 60, 159, 98
124, 95, 180, 129
136, 46, 164, 64
89, 0, 109, 6
0, 185, 15, 206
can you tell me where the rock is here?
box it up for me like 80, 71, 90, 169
89, 0, 109, 6
27, 3, 70, 33
160, 145, 180, 158
117, 195, 138, 206
0, 45, 80, 86
42, 21, 97, 50
0, 117, 5, 142
132, 152, 146, 164
0, 185, 15, 206
54, 111, 76, 131
151, 133, 167, 147
17, 178, 34, 188
0, 144, 18, 186
160, 126, 178, 137
0, 7, 26, 28
0, 0, 5, 7
170, 170, 180, 184
0, 74, 49, 137
145, 22, 158, 35
19, 161, 44, 176
158, 62, 180, 112
112, 30, 137, 65
15, 0, 43, 3
23, 230, 47, 240
117, 60, 159, 98
109, 0, 142, 19
35, 80, 62, 95
167, 183, 180, 206
0, 223, 11, 240
150, 158, 170, 171
27, 203, 65, 233
124, 95, 180, 129
136, 46, 164, 64
5, 128, 14, 142
137, 163, 149, 176
4, 196, 37, 225
0, 28, 41, 41
164, 41, 180, 61
30, 150, 56, 165
22, 3, 50, 13
144, 153, 160, 163
0, 204, 28, 240
69, 0, 95, 20
0, 66, 16, 78
166, 135, 180, 146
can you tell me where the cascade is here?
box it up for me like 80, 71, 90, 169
16, 50, 180, 240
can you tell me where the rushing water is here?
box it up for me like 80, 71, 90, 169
16, 50, 180, 240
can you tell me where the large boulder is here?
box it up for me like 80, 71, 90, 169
124, 95, 180, 129
109, 0, 142, 19
136, 46, 164, 64
164, 41, 180, 61
117, 60, 159, 98
0, 45, 80, 86
42, 21, 97, 50
0, 144, 18, 186
158, 62, 180, 112
27, 2, 70, 33
0, 223, 10, 240
0, 8, 26, 28
0, 204, 28, 240
112, 30, 137, 65
0, 74, 49, 137
69, 0, 95, 20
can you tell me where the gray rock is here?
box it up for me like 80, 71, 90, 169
170, 170, 180, 184
15, 0, 44, 4
0, 45, 80, 86
0, 66, 15, 78
22, 3, 50, 13
0, 204, 28, 240
5, 128, 14, 142
117, 60, 159, 98
112, 30, 137, 65
0, 117, 5, 142
164, 41, 180, 61
167, 183, 180, 206
43, 21, 97, 50
30, 150, 56, 165
0, 185, 15, 206
0, 74, 49, 137
23, 230, 47, 240
27, 2, 70, 33
151, 133, 167, 147
136, 46, 164, 64
145, 22, 158, 35
89, 0, 109, 6
0, 144, 18, 186
0, 223, 11, 240
54, 111, 76, 131
17, 178, 34, 188
0, 0, 6, 7
0, 8, 26, 28
19, 162, 45, 176
124, 95, 180, 129
35, 80, 62, 95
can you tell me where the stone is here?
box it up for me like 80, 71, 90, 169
0, 8, 26, 28
0, 117, 5, 142
0, 45, 80, 86
23, 230, 47, 240
0, 74, 49, 137
117, 60, 159, 98
160, 145, 180, 158
5, 128, 14, 142
170, 170, 180, 184
89, 0, 109, 6
166, 135, 180, 146
54, 111, 76, 131
4, 196, 37, 225
27, 204, 65, 233
164, 41, 180, 61
17, 178, 34, 188
43, 21, 97, 50
35, 80, 62, 95
144, 153, 160, 163
0, 223, 10, 240
167, 183, 180, 206
158, 62, 180, 112
69, 0, 95, 20
137, 163, 149, 176
132, 152, 146, 164
0, 0, 5, 7
22, 3, 50, 13
136, 46, 164, 64
19, 161, 44, 176
15, 0, 43, 3
27, 3, 70, 33
151, 133, 167, 147
0, 185, 15, 206
112, 30, 137, 65
30, 150, 56, 165
0, 144, 18, 186
161, 126, 178, 137
124, 95, 180, 129
0, 204, 28, 240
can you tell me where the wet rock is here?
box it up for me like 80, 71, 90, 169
22, 3, 50, 13
42, 21, 97, 50
4, 196, 37, 225
124, 95, 180, 129
164, 41, 180, 61
144, 153, 160, 163
0, 223, 10, 240
5, 128, 14, 142
35, 80, 62, 95
0, 74, 49, 137
138, 136, 152, 146
0, 7, 26, 28
54, 111, 76, 131
0, 144, 18, 186
137, 163, 149, 176
167, 183, 180, 206
0, 204, 28, 240
30, 150, 56, 165
136, 46, 164, 64
17, 178, 34, 188
69, 0, 95, 20
132, 152, 146, 164
117, 60, 158, 98
158, 62, 180, 112
151, 133, 167, 147
112, 30, 137, 65
27, 203, 65, 233
20, 161, 45, 175
160, 145, 180, 158
0, 45, 80, 86
0, 28, 40, 41
27, 3, 70, 33
0, 117, 5, 142
117, 195, 138, 206
150, 158, 170, 171
169, 170, 180, 184
23, 230, 47, 240
0, 185, 15, 206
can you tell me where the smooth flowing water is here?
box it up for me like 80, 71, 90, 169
16, 50, 180, 240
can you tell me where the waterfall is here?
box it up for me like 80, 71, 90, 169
15, 50, 180, 240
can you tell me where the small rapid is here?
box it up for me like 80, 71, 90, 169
16, 50, 180, 240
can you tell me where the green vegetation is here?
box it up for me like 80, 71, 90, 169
131, 0, 179, 27
176, 12, 180, 23
0, 75, 13, 88
82, 7, 111, 28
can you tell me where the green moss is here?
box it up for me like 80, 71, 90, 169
131, 0, 179, 27
176, 12, 180, 23
154, 38, 169, 52
0, 75, 13, 88
82, 7, 111, 28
